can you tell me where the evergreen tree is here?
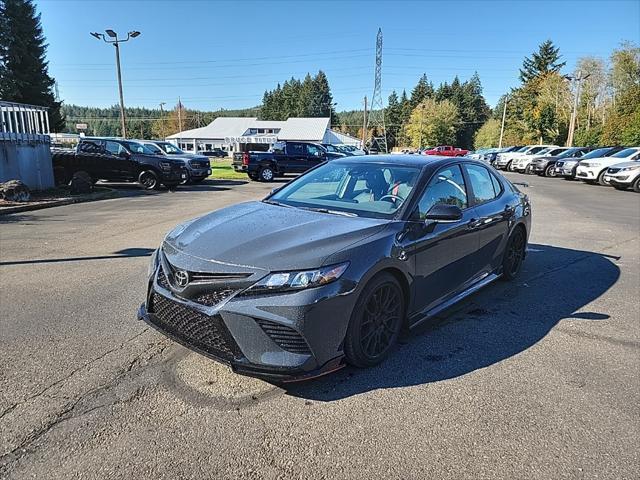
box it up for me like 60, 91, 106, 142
0, 0, 64, 131
519, 40, 566, 83
409, 74, 434, 109
385, 90, 402, 149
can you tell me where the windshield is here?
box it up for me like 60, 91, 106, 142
143, 143, 163, 154
557, 148, 581, 159
268, 162, 421, 219
582, 148, 615, 159
611, 148, 638, 158
157, 142, 184, 154
527, 147, 546, 155
122, 141, 157, 155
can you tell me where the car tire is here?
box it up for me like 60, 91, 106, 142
545, 165, 556, 177
259, 166, 275, 182
505, 161, 512, 171
633, 177, 640, 193
138, 170, 160, 190
597, 170, 610, 186
344, 272, 405, 368
501, 226, 526, 281
524, 164, 533, 174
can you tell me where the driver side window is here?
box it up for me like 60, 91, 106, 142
415, 165, 468, 219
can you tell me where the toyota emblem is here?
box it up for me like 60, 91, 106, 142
174, 270, 189, 288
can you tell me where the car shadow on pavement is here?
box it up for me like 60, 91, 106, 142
0, 247, 155, 266
285, 244, 620, 401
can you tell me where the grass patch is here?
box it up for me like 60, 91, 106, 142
208, 159, 247, 180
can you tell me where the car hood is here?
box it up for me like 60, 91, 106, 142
163, 201, 388, 272
165, 153, 208, 161
608, 161, 639, 169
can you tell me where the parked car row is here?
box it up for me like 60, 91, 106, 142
51, 137, 212, 190
475, 145, 640, 192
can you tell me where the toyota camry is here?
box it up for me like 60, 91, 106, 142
138, 155, 531, 381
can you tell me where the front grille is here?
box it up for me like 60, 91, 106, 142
189, 160, 209, 169
149, 293, 242, 361
158, 260, 246, 307
193, 288, 237, 307
255, 319, 311, 355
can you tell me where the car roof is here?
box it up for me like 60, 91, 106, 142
332, 154, 475, 169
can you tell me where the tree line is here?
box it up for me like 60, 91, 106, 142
260, 71, 338, 122
474, 40, 640, 148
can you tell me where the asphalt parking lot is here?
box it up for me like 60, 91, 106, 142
1, 172, 639, 479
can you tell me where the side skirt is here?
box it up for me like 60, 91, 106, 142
409, 273, 500, 330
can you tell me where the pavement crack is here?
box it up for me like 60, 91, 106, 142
0, 328, 150, 421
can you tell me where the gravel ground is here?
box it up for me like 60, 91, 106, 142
0, 172, 638, 479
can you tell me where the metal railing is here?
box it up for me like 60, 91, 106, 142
0, 101, 50, 143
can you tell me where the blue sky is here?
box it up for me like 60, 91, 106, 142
38, 0, 639, 112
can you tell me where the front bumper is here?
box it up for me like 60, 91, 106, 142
531, 163, 547, 173
187, 168, 211, 179
575, 167, 598, 180
604, 175, 633, 186
138, 265, 356, 381
161, 168, 188, 183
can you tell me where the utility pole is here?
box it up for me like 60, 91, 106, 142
566, 71, 590, 147
498, 95, 508, 148
90, 30, 141, 139
365, 28, 388, 153
177, 97, 183, 133
159, 102, 166, 139
362, 96, 368, 150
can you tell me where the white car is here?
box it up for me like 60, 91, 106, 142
495, 145, 556, 170
576, 147, 640, 185
511, 146, 566, 173
603, 159, 640, 192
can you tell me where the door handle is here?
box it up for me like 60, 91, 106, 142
468, 218, 483, 230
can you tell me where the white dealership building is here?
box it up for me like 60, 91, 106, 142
166, 116, 361, 154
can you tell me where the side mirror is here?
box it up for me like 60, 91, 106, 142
119, 150, 130, 159
425, 204, 463, 223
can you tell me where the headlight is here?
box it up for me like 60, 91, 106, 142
148, 248, 159, 278
159, 161, 172, 170
245, 262, 349, 294
621, 165, 640, 171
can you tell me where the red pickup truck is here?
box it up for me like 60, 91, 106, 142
423, 146, 469, 157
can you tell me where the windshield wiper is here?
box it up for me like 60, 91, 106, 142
299, 206, 358, 217
263, 199, 291, 208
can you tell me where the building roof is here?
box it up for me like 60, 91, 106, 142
167, 116, 331, 142
276, 117, 330, 141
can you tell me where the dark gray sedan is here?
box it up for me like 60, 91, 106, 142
138, 156, 531, 381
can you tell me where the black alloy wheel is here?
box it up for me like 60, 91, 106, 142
344, 273, 405, 367
545, 164, 556, 177
139, 170, 159, 190
501, 227, 526, 281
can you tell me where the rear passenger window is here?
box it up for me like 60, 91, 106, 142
288, 143, 304, 155
465, 164, 498, 204
79, 141, 102, 154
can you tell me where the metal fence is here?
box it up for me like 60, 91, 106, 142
1, 101, 54, 189
1, 101, 50, 143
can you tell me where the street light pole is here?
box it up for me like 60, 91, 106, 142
90, 30, 141, 139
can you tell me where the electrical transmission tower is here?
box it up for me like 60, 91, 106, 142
366, 28, 387, 154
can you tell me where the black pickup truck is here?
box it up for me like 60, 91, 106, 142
232, 141, 344, 181
52, 138, 187, 190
